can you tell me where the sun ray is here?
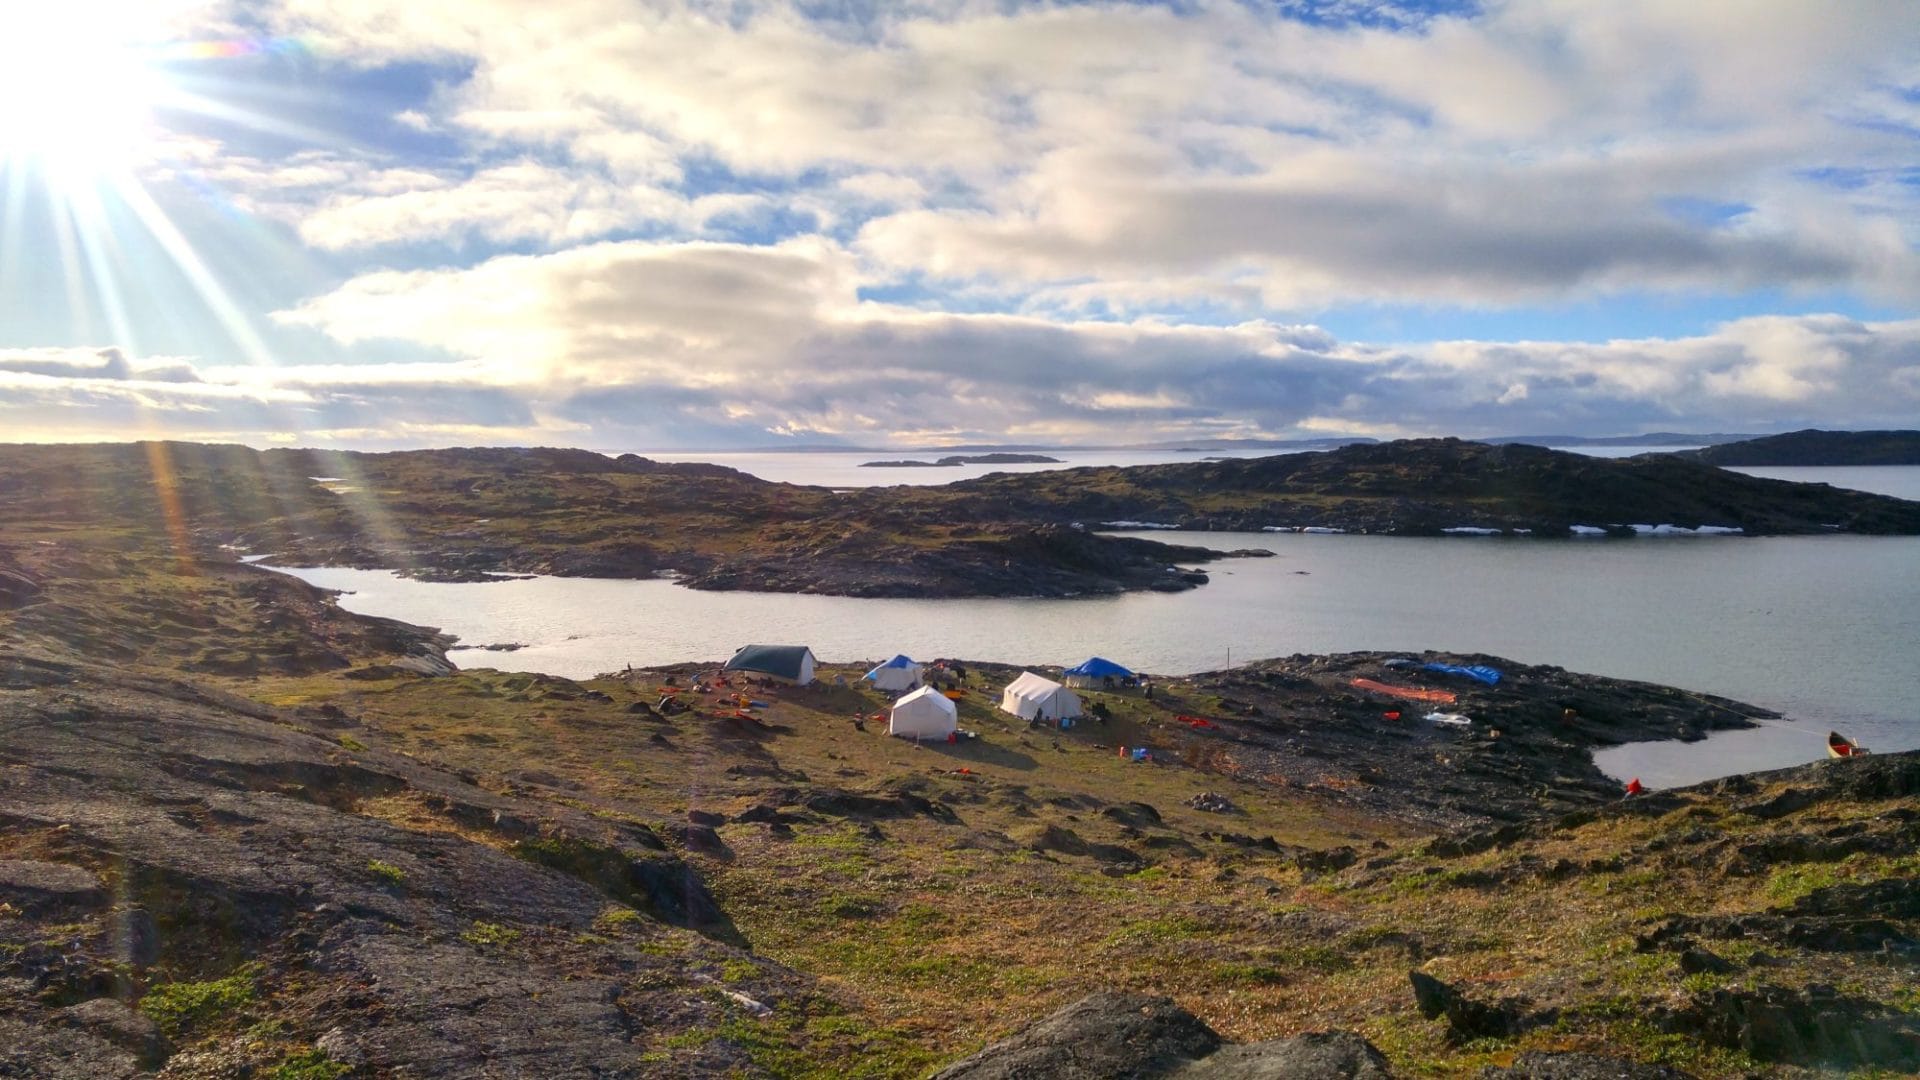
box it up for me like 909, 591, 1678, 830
63, 178, 142, 353
156, 86, 350, 152
113, 175, 279, 369
45, 178, 96, 339
142, 440, 195, 574
0, 162, 29, 296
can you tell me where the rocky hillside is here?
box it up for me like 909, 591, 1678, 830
4, 528, 1916, 1077
931, 437, 1920, 535
0, 442, 1241, 599
938, 749, 1920, 1078
1682, 428, 1920, 466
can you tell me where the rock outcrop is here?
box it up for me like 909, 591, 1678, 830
0, 652, 792, 1077
931, 991, 1392, 1079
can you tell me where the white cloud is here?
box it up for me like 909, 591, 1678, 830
238, 0, 1920, 311
296, 160, 759, 250
14, 1, 1916, 448
259, 239, 1920, 445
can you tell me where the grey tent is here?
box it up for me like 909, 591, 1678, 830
724, 644, 818, 685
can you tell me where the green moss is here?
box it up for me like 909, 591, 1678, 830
270, 1048, 351, 1080
893, 901, 950, 932
1100, 915, 1210, 948
1679, 970, 1732, 994
1215, 961, 1289, 985
1763, 861, 1852, 905
366, 859, 406, 885
593, 906, 646, 932
139, 962, 261, 1036
336, 735, 367, 752
461, 921, 522, 948
1268, 944, 1354, 973
817, 893, 884, 919
677, 1011, 942, 1079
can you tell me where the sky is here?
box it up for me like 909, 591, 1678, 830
1, 0, 1917, 450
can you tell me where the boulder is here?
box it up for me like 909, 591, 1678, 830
1172, 1031, 1393, 1078
55, 998, 168, 1068
0, 567, 43, 609
932, 993, 1393, 1080
1409, 971, 1523, 1040
930, 991, 1221, 1079
0, 860, 106, 916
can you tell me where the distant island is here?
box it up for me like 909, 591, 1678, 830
860, 452, 1063, 468
1480, 431, 1759, 447
1681, 428, 1920, 466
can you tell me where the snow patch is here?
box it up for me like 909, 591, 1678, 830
1102, 520, 1181, 530
1632, 523, 1746, 536
1441, 526, 1502, 536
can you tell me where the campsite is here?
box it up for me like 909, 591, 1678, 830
3, 522, 1918, 1078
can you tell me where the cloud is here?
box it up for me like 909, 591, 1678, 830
262, 238, 1920, 445
12, 2, 1917, 449
233, 0, 1920, 311
0, 347, 205, 383
296, 160, 761, 251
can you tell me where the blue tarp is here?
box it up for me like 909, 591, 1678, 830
863, 654, 918, 680
1064, 656, 1135, 678
1422, 663, 1503, 686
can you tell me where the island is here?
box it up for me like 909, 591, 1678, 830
1, 438, 1918, 602
1680, 427, 1920, 466
859, 452, 1064, 467
2, 518, 1914, 1076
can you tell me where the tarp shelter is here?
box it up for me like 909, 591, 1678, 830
888, 685, 958, 740
1062, 656, 1136, 688
1000, 672, 1083, 722
724, 644, 818, 686
864, 654, 923, 692
1422, 662, 1502, 686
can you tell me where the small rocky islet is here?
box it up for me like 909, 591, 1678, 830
2, 441, 1918, 1076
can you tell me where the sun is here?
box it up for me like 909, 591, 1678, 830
0, 4, 175, 178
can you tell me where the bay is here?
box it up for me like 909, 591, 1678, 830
275, 522, 1919, 790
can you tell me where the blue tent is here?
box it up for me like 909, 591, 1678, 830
1063, 656, 1135, 686
1421, 662, 1502, 686
863, 655, 918, 679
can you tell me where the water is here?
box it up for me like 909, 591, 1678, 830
274, 521, 1920, 790
635, 447, 1296, 488
1726, 465, 1920, 502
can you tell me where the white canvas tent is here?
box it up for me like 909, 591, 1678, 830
888, 685, 958, 740
864, 654, 923, 693
999, 672, 1083, 722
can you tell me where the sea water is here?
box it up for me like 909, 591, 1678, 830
273, 505, 1920, 789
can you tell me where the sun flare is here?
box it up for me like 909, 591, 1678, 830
0, 4, 176, 177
